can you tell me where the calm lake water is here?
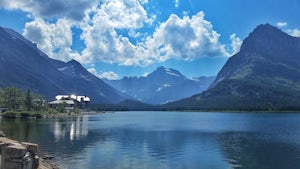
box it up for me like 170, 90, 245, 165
1, 111, 300, 169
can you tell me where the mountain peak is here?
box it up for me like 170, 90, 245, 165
166, 24, 300, 110
157, 66, 167, 70
150, 66, 186, 80
253, 23, 278, 32
239, 23, 298, 56
67, 59, 81, 66
250, 23, 287, 39
211, 23, 300, 87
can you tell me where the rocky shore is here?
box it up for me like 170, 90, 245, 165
0, 131, 59, 169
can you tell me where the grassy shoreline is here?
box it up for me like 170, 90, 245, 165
0, 109, 107, 119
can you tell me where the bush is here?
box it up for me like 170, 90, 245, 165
46, 108, 59, 114
32, 112, 43, 119
20, 111, 31, 118
2, 111, 17, 118
74, 108, 80, 114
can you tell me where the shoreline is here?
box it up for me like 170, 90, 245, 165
0, 131, 59, 169
0, 110, 108, 119
0, 111, 108, 169
38, 152, 60, 169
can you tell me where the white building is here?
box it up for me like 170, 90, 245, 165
49, 95, 90, 112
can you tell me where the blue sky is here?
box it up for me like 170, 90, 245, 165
0, 0, 300, 79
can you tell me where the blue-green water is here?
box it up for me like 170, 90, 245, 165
1, 111, 300, 169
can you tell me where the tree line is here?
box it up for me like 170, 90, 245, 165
0, 87, 44, 111
0, 87, 80, 118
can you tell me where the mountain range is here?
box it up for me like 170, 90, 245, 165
0, 26, 213, 105
164, 24, 300, 111
0, 27, 128, 103
1, 23, 300, 110
103, 67, 215, 104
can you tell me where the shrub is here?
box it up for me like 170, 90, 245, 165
20, 111, 31, 118
46, 108, 59, 114
74, 108, 80, 114
2, 111, 17, 118
32, 112, 43, 119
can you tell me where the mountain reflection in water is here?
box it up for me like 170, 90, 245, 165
1, 111, 300, 169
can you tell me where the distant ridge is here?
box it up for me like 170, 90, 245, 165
164, 24, 300, 111
104, 66, 215, 105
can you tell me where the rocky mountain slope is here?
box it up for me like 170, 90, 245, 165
164, 24, 300, 110
0, 27, 128, 103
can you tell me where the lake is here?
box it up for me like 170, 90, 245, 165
1, 111, 300, 169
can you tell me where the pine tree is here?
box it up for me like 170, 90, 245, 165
0, 87, 24, 110
25, 89, 33, 111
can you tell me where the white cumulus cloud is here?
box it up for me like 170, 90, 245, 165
230, 33, 242, 54
276, 22, 287, 27
98, 0, 152, 29
23, 17, 80, 61
287, 28, 300, 37
88, 68, 120, 80
78, 0, 157, 65
14, 0, 230, 66
145, 12, 229, 62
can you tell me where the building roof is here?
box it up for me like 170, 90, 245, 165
55, 95, 90, 102
49, 100, 75, 105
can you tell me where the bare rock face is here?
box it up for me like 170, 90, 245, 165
0, 131, 5, 137
0, 136, 39, 169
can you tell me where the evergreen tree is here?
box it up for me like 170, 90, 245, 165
0, 87, 24, 110
25, 89, 33, 111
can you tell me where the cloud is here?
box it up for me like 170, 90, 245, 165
287, 29, 300, 37
98, 0, 152, 29
276, 22, 287, 27
138, 0, 149, 4
145, 12, 229, 61
99, 71, 120, 80
78, 0, 156, 65
18, 1, 229, 66
230, 33, 242, 54
142, 72, 149, 77
80, 11, 228, 66
23, 17, 80, 61
0, 0, 97, 21
87, 68, 98, 76
88, 68, 119, 80
175, 0, 180, 8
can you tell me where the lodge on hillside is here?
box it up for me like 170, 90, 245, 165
48, 95, 90, 112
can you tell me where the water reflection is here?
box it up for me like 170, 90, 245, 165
81, 128, 227, 169
53, 116, 89, 141
218, 131, 300, 169
1, 112, 300, 169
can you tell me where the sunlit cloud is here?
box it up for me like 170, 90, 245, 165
88, 68, 120, 80
287, 28, 300, 37
6, 0, 230, 66
175, 0, 180, 8
23, 17, 80, 61
230, 33, 242, 54
276, 22, 287, 27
